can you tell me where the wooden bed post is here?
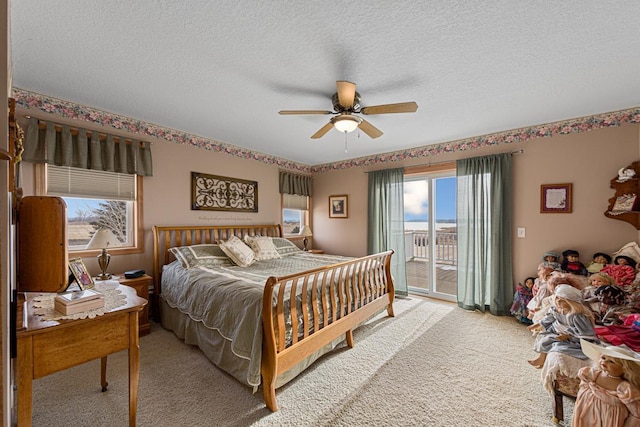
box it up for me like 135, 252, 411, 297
384, 250, 395, 318
262, 277, 279, 412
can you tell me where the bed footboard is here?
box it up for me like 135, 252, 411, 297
261, 250, 395, 411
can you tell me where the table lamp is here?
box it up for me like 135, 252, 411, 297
86, 228, 121, 280
299, 225, 313, 251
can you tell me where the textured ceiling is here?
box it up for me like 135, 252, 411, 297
10, 1, 640, 166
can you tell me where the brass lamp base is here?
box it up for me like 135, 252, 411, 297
96, 248, 112, 281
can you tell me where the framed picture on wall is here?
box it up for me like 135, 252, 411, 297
329, 195, 348, 218
540, 183, 572, 213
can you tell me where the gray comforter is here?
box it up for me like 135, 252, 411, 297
160, 252, 352, 386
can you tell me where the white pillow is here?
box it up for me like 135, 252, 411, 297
169, 244, 231, 269
244, 236, 281, 261
219, 236, 255, 267
271, 237, 302, 256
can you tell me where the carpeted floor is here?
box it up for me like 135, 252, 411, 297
31, 297, 574, 426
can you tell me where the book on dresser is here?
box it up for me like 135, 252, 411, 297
54, 289, 105, 315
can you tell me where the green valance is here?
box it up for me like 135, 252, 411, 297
23, 118, 153, 176
279, 171, 312, 196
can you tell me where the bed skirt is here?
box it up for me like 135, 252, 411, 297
160, 297, 343, 390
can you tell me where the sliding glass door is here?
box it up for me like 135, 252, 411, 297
404, 173, 457, 301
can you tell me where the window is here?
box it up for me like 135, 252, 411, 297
37, 164, 143, 255
282, 193, 309, 236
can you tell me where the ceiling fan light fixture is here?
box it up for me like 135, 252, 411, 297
331, 115, 361, 133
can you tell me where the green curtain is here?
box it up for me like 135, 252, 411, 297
279, 171, 313, 196
23, 118, 153, 176
456, 153, 512, 315
367, 168, 408, 296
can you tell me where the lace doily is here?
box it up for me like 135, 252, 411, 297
32, 281, 127, 320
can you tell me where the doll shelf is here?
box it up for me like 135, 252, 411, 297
605, 161, 640, 230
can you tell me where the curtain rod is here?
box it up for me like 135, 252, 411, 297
363, 149, 524, 173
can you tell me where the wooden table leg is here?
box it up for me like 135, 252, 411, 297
101, 356, 108, 392
129, 311, 140, 426
17, 335, 34, 427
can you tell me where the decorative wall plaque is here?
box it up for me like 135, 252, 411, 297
191, 172, 258, 212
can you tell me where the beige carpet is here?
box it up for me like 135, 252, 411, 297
31, 297, 573, 426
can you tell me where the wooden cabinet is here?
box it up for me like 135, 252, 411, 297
115, 274, 152, 336
17, 196, 69, 292
308, 249, 325, 254
604, 161, 640, 229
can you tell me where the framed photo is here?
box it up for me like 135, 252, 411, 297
540, 183, 572, 213
68, 257, 94, 290
329, 195, 348, 218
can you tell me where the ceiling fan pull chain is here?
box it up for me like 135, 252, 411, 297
344, 131, 348, 153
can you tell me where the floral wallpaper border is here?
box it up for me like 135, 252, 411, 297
13, 88, 640, 174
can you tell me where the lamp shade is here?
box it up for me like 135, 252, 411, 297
331, 115, 360, 133
299, 225, 313, 237
86, 228, 121, 250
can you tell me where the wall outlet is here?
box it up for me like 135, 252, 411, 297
517, 227, 526, 238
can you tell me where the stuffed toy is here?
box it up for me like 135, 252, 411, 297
561, 249, 588, 276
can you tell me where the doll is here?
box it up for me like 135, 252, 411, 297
595, 285, 629, 326
530, 272, 588, 324
582, 273, 617, 317
586, 252, 612, 275
538, 251, 561, 271
527, 284, 597, 369
572, 339, 640, 426
526, 267, 555, 320
562, 249, 588, 276
601, 256, 638, 289
510, 277, 535, 324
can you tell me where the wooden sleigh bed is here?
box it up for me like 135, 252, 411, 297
152, 224, 395, 411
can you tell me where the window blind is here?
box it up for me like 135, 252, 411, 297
282, 193, 308, 210
47, 165, 136, 201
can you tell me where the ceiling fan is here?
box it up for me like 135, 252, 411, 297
279, 81, 418, 139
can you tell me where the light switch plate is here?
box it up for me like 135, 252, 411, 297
517, 227, 526, 238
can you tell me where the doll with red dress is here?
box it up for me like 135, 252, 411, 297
561, 249, 588, 276
601, 255, 637, 289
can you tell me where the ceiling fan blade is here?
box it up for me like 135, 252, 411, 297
358, 119, 383, 139
311, 122, 334, 139
336, 81, 356, 109
279, 110, 332, 115
360, 101, 418, 115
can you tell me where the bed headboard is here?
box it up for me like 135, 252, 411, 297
152, 224, 283, 300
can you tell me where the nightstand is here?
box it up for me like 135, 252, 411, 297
115, 273, 152, 336
308, 249, 324, 254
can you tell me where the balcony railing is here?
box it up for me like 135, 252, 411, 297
404, 231, 457, 264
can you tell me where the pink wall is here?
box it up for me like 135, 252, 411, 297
16, 107, 640, 290
313, 123, 640, 285
17, 114, 284, 276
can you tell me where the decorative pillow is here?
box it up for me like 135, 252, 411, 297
169, 244, 232, 269
271, 237, 302, 257
219, 236, 255, 267
244, 236, 281, 261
